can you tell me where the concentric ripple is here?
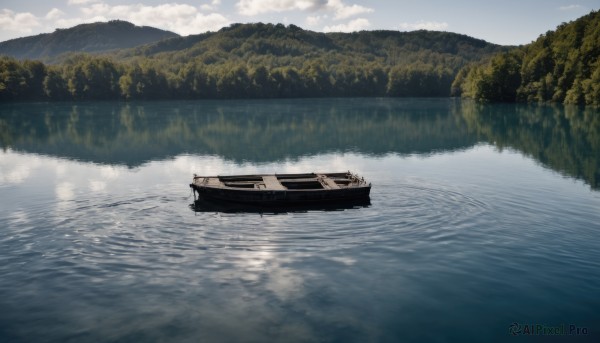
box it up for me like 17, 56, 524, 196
178, 178, 491, 254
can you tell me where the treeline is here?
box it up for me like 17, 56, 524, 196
118, 23, 501, 69
0, 54, 457, 101
453, 10, 600, 105
0, 22, 506, 101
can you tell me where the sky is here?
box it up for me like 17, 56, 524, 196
0, 0, 598, 45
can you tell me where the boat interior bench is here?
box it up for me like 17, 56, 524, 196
206, 172, 361, 190
262, 175, 287, 190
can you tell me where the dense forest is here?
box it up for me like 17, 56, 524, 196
2, 11, 599, 104
454, 10, 600, 105
0, 22, 505, 101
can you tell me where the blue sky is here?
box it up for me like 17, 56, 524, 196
0, 0, 597, 45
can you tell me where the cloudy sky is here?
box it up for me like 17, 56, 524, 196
0, 0, 597, 45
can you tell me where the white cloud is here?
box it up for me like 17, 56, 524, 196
80, 3, 113, 17
236, 0, 373, 20
323, 17, 369, 32
398, 21, 448, 31
201, 0, 223, 11
236, 0, 323, 16
72, 3, 230, 35
306, 15, 322, 26
327, 0, 373, 20
68, 0, 101, 5
123, 3, 200, 25
184, 13, 231, 35
54, 16, 106, 29
0, 9, 41, 34
45, 8, 66, 21
558, 4, 582, 10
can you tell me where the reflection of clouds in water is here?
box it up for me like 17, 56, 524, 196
89, 166, 126, 193
247, 249, 308, 301
0, 151, 41, 184
279, 154, 356, 174
89, 166, 122, 192
266, 266, 305, 301
201, 249, 315, 341
56, 182, 75, 201
329, 256, 357, 266
7, 209, 29, 224
100, 166, 121, 179
0, 150, 383, 342
89, 180, 107, 192
172, 155, 233, 176
2, 164, 32, 184
169, 153, 370, 177
55, 164, 67, 177
211, 247, 307, 302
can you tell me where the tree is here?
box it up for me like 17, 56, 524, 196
43, 69, 68, 100
0, 56, 28, 101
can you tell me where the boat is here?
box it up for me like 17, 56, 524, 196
190, 172, 371, 206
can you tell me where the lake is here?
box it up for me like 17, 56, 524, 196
1, 98, 599, 342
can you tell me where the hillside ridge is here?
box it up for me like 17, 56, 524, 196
0, 21, 512, 101
454, 10, 600, 105
0, 20, 179, 60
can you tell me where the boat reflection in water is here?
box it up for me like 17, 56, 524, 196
190, 196, 371, 214
190, 171, 371, 213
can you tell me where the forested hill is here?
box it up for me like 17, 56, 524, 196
0, 22, 507, 101
0, 20, 179, 60
119, 23, 500, 64
453, 10, 600, 106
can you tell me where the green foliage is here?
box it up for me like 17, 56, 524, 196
456, 10, 600, 106
62, 55, 120, 100
470, 52, 522, 102
0, 22, 507, 101
43, 69, 68, 100
387, 63, 453, 97
0, 55, 46, 100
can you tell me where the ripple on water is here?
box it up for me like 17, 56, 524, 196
2, 178, 495, 294
182, 179, 491, 255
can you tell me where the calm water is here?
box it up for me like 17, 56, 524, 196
1, 98, 599, 342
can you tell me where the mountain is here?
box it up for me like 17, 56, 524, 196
453, 10, 600, 105
117, 22, 503, 69
0, 20, 179, 60
0, 22, 507, 101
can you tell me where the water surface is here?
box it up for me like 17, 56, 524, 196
1, 99, 599, 342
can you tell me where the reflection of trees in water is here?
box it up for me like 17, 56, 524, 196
459, 101, 600, 189
0, 99, 477, 166
1, 99, 597, 189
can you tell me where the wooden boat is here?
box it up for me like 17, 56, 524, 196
190, 172, 371, 206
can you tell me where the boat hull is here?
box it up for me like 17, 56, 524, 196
191, 184, 371, 205
190, 172, 371, 207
